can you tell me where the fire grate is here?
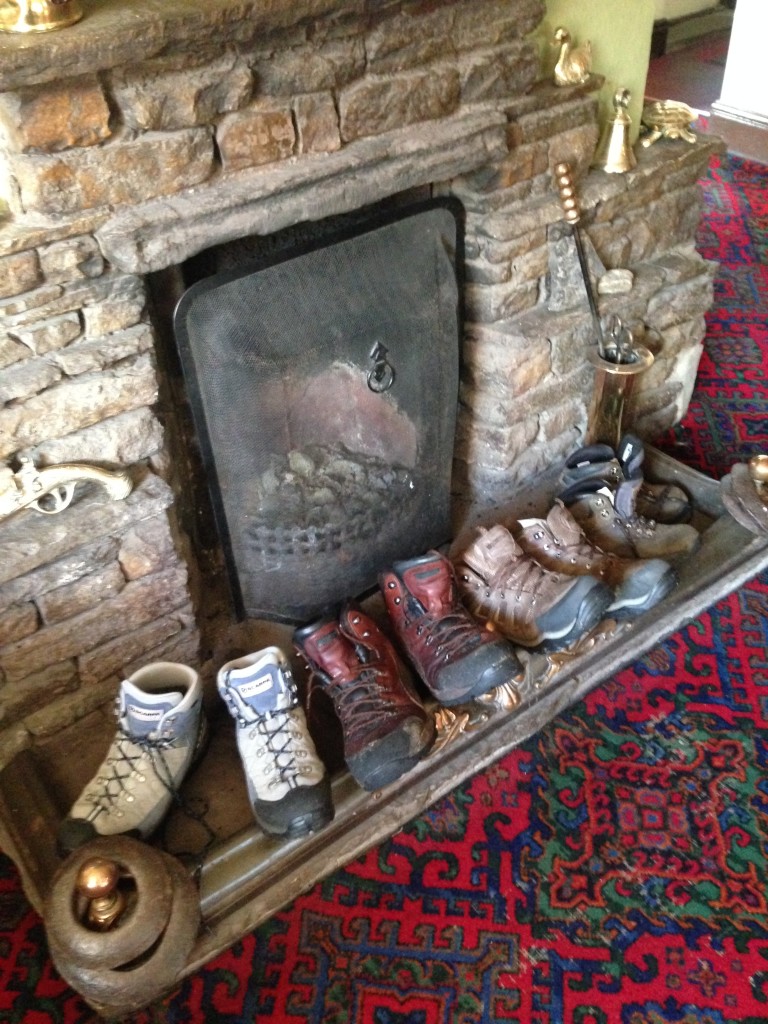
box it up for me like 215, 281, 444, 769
173, 199, 463, 623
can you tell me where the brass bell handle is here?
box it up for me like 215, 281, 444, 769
553, 161, 581, 225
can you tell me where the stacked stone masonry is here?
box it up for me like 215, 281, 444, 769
0, 0, 720, 765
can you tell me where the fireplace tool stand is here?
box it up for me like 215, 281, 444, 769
553, 162, 654, 446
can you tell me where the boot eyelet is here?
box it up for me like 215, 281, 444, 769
394, 597, 401, 604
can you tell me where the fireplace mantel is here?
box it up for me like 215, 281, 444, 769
98, 107, 509, 273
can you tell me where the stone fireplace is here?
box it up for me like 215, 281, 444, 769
0, 0, 723, 926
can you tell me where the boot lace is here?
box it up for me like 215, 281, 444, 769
246, 707, 314, 790
529, 528, 602, 572
83, 727, 177, 814
406, 591, 484, 669
319, 665, 405, 748
471, 556, 552, 600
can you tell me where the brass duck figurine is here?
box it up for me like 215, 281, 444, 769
553, 27, 592, 87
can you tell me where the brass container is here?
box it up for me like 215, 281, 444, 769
0, 0, 83, 33
586, 344, 654, 449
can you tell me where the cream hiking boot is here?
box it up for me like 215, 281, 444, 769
217, 647, 333, 838
58, 662, 208, 854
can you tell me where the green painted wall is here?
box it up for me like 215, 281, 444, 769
537, 0, 655, 143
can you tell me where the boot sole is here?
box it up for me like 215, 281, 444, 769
347, 716, 436, 791
610, 566, 678, 621
430, 641, 523, 706
253, 775, 334, 838
533, 581, 614, 653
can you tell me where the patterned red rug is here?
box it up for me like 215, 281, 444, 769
1, 151, 767, 1024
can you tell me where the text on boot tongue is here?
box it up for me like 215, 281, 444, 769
239, 673, 276, 699
128, 705, 163, 722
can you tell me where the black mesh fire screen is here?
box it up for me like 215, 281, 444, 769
173, 198, 462, 623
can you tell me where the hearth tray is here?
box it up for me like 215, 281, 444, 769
2, 450, 768, 1012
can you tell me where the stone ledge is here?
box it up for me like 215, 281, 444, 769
95, 105, 509, 273
0, 0, 352, 90
0, 470, 173, 587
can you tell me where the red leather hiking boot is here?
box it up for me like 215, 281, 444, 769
379, 550, 523, 706
293, 606, 434, 792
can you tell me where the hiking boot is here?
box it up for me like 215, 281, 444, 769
293, 606, 435, 792
454, 526, 613, 649
58, 662, 208, 855
217, 647, 333, 838
560, 434, 693, 524
515, 500, 678, 620
559, 478, 700, 561
379, 549, 523, 703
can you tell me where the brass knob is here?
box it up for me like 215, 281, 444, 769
76, 858, 119, 900
749, 454, 768, 491
76, 857, 126, 930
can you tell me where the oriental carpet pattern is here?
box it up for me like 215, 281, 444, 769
1, 150, 767, 1024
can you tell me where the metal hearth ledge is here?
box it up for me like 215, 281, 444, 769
188, 449, 768, 970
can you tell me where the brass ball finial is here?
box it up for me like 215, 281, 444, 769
749, 454, 768, 491
76, 857, 126, 930
76, 857, 120, 899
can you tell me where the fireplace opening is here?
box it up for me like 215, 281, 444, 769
168, 197, 464, 623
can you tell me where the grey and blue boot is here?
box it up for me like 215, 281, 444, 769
217, 647, 333, 838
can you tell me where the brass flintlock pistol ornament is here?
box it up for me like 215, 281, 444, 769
0, 456, 132, 522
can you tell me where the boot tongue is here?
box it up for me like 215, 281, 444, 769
300, 622, 361, 681
616, 433, 644, 479
225, 656, 294, 715
120, 680, 183, 738
614, 478, 641, 519
558, 477, 605, 505
565, 442, 614, 469
459, 525, 522, 584
402, 558, 454, 615
546, 500, 585, 542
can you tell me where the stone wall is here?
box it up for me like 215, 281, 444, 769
0, 0, 720, 765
